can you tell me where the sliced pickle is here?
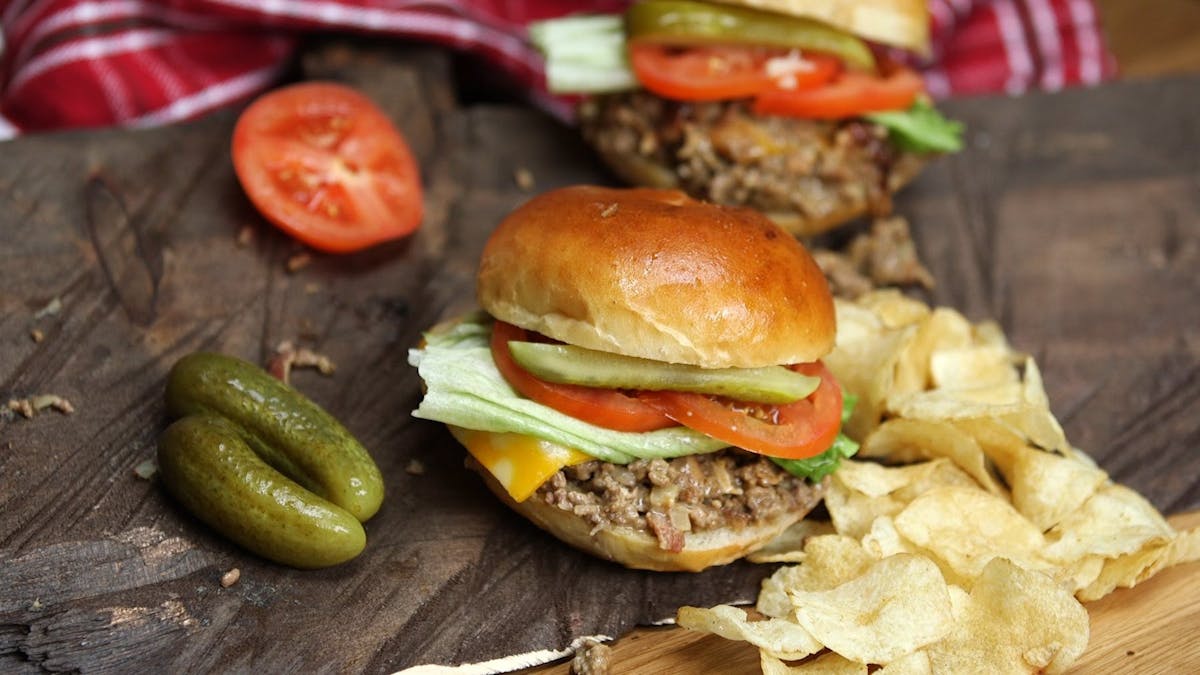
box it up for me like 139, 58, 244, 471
625, 0, 877, 71
507, 341, 819, 404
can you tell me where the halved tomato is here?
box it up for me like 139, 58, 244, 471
629, 44, 840, 101
753, 65, 924, 119
232, 81, 423, 253
490, 321, 676, 433
638, 362, 843, 460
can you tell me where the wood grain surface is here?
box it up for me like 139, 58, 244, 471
1, 43, 1197, 673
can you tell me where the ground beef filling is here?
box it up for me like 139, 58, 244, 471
535, 449, 827, 553
579, 91, 925, 233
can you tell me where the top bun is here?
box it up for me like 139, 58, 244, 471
712, 0, 930, 54
477, 186, 835, 369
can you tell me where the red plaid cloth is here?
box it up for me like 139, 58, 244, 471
0, 0, 1116, 138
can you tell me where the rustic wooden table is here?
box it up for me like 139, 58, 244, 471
1, 45, 1197, 673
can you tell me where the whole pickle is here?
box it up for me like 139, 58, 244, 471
165, 352, 383, 522
158, 415, 366, 569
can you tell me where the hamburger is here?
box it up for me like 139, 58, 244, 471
408, 185, 857, 571
530, 0, 962, 237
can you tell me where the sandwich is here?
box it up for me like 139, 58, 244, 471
408, 185, 857, 571
530, 0, 963, 237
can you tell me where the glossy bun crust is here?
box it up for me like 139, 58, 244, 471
477, 186, 835, 369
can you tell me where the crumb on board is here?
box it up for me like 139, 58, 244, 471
286, 252, 312, 273
6, 394, 74, 419
571, 638, 613, 675
220, 568, 241, 588
406, 459, 426, 476
133, 459, 158, 480
236, 226, 255, 247
267, 341, 336, 384
304, 282, 321, 295
514, 167, 535, 191
30, 328, 44, 343
34, 297, 62, 319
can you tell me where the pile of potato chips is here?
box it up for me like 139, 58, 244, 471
679, 290, 1200, 673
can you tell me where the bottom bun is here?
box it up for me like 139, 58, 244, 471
473, 463, 824, 573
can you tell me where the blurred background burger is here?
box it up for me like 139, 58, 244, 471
532, 0, 963, 237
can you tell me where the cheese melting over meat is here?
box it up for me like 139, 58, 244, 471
449, 426, 592, 502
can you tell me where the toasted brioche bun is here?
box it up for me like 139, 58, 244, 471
477, 185, 835, 369
472, 462, 823, 572
712, 0, 930, 54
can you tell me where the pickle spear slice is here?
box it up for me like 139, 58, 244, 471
626, 0, 877, 71
507, 341, 819, 404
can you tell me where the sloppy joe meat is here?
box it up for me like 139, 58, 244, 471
536, 449, 826, 553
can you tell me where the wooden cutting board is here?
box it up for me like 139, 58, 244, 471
530, 511, 1200, 673
0, 43, 1197, 673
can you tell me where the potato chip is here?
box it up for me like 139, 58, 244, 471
1072, 521, 1199, 601
757, 536, 876, 618
826, 458, 985, 540
892, 460, 983, 502
972, 319, 1010, 351
891, 307, 974, 396
831, 458, 918, 497
1003, 357, 1071, 455
757, 566, 805, 619
893, 486, 1050, 583
825, 475, 905, 541
956, 417, 1108, 531
891, 383, 1026, 422
1044, 483, 1175, 563
676, 605, 822, 660
1171, 526, 1200, 564
789, 554, 953, 665
876, 649, 932, 675
801, 535, 877, 581
750, 520, 839, 564
1057, 555, 1105, 594
930, 345, 1017, 390
860, 419, 1006, 495
855, 289, 932, 329
860, 516, 913, 559
760, 651, 867, 675
694, 292, 1196, 675
1076, 543, 1171, 601
925, 558, 1089, 675
826, 300, 914, 440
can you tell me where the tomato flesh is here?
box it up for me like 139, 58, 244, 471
638, 362, 843, 460
629, 44, 840, 101
490, 322, 676, 433
753, 66, 924, 119
232, 81, 423, 253
490, 321, 843, 459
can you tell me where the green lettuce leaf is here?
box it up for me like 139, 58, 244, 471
529, 15, 638, 94
408, 316, 728, 463
865, 100, 964, 154
409, 314, 858, 480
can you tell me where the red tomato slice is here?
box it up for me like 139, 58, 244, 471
638, 362, 842, 460
629, 44, 839, 102
753, 66, 924, 119
490, 321, 676, 433
232, 81, 423, 253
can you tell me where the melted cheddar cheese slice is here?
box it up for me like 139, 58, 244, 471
448, 426, 593, 502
